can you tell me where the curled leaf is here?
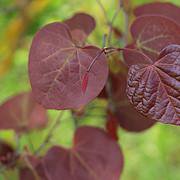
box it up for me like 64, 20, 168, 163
110, 67, 156, 132
127, 44, 180, 125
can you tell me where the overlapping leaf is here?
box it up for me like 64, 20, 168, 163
131, 15, 180, 59
127, 44, 180, 125
29, 22, 108, 110
110, 69, 156, 132
134, 2, 180, 25
123, 44, 152, 67
64, 13, 96, 44
20, 126, 124, 180
0, 92, 48, 132
99, 60, 156, 132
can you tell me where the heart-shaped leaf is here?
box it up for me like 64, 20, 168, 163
20, 126, 124, 180
64, 13, 96, 44
131, 15, 180, 59
134, 2, 180, 25
0, 92, 48, 132
29, 22, 108, 110
127, 44, 180, 125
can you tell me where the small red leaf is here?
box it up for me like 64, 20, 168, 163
0, 141, 15, 167
134, 2, 180, 25
82, 72, 89, 94
127, 44, 180, 125
0, 92, 48, 132
131, 15, 180, 59
106, 112, 119, 141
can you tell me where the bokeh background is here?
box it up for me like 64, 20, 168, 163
0, 0, 180, 179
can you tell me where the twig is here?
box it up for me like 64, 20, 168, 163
120, 0, 129, 45
35, 111, 63, 155
107, 7, 121, 46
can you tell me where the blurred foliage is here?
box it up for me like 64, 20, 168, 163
0, 0, 180, 179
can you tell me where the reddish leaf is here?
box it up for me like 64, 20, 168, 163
127, 44, 180, 125
131, 15, 180, 59
123, 45, 153, 67
106, 111, 119, 141
110, 69, 156, 132
0, 92, 48, 132
134, 2, 180, 25
0, 141, 16, 167
64, 13, 96, 44
40, 127, 123, 180
23, 127, 124, 180
29, 22, 108, 110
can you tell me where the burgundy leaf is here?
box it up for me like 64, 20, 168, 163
0, 141, 16, 167
64, 13, 96, 44
110, 68, 156, 132
134, 2, 180, 25
158, 44, 180, 59
106, 111, 119, 141
29, 22, 108, 110
0, 92, 48, 132
131, 15, 180, 60
127, 44, 180, 125
19, 156, 46, 180
39, 126, 123, 180
123, 45, 153, 67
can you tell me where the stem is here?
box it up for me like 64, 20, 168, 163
120, 0, 129, 45
71, 110, 79, 129
86, 46, 128, 74
107, 7, 121, 46
96, 0, 109, 24
23, 156, 40, 180
35, 111, 63, 155
87, 49, 105, 73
